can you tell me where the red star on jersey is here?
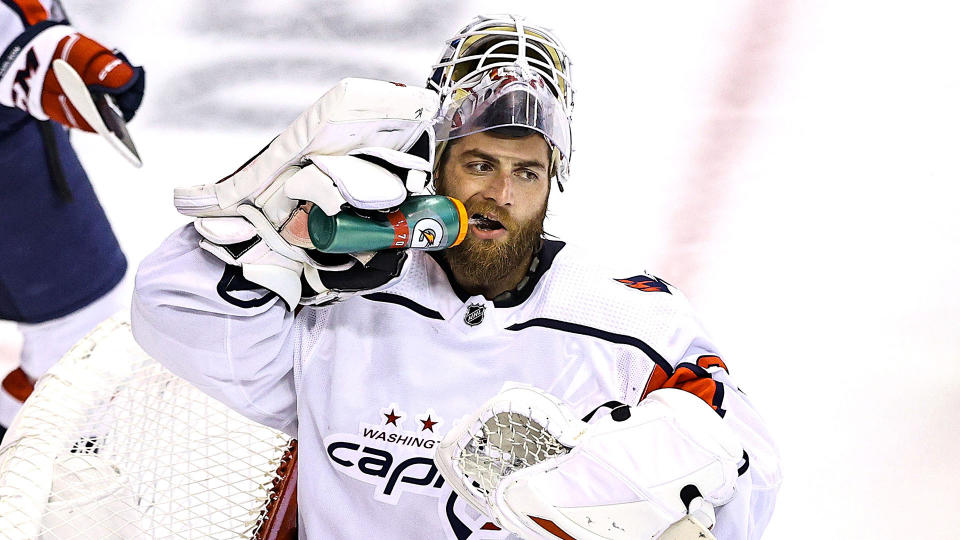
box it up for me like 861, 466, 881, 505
384, 409, 401, 426
420, 415, 438, 432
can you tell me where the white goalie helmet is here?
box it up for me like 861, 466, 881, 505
428, 14, 575, 188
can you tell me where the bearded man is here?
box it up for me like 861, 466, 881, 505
132, 14, 780, 539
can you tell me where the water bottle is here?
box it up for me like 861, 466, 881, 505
307, 195, 468, 253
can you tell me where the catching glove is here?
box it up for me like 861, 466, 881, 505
435, 384, 746, 540
174, 78, 439, 309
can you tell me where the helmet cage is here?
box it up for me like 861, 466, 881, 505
429, 15, 574, 184
429, 15, 573, 115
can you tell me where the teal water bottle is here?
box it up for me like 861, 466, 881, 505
307, 195, 468, 253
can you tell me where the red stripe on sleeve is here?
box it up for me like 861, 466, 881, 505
641, 364, 670, 401
642, 364, 724, 414
696, 354, 729, 372
12, 0, 48, 25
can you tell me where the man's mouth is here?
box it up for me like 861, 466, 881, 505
471, 213, 506, 231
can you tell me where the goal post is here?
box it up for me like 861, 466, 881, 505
0, 315, 297, 539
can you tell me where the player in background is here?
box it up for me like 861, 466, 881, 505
132, 14, 780, 539
0, 0, 145, 440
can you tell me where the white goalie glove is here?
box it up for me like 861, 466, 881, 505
435, 384, 746, 540
173, 78, 439, 309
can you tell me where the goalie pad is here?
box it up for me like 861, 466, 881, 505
435, 384, 744, 540
42, 454, 144, 537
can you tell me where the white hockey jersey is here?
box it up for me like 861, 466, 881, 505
131, 225, 782, 539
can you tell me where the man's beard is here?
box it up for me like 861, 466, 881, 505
443, 199, 548, 288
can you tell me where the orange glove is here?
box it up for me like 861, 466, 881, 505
40, 32, 145, 131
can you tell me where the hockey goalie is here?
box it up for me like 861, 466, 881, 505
86, 13, 773, 540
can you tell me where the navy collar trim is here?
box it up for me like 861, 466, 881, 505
429, 239, 566, 308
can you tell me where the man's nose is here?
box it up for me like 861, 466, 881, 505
483, 171, 513, 206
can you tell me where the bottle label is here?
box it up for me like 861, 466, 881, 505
387, 211, 410, 248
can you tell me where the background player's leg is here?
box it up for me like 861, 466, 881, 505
0, 282, 125, 434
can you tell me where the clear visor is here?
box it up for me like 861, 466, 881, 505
433, 68, 572, 162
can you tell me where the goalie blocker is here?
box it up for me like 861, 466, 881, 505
435, 383, 747, 540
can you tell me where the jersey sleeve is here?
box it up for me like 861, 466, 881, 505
131, 224, 299, 436
639, 288, 782, 539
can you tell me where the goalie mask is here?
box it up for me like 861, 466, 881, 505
428, 14, 574, 187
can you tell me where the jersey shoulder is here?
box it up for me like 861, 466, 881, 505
529, 243, 699, 346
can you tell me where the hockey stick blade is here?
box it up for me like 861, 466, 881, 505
52, 59, 142, 168
95, 93, 141, 165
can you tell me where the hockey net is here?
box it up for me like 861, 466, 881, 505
0, 315, 297, 540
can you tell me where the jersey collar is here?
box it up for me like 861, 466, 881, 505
428, 238, 566, 308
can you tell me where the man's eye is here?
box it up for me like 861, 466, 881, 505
517, 169, 539, 182
466, 162, 493, 173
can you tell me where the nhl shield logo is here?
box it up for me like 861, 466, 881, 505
464, 303, 485, 326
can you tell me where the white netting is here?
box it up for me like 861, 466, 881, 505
0, 315, 295, 540
456, 410, 569, 505
436, 384, 586, 520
